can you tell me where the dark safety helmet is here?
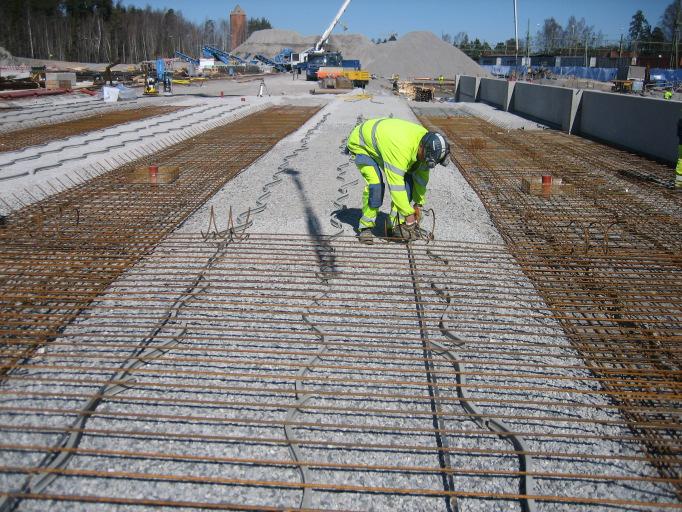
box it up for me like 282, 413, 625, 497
421, 132, 450, 168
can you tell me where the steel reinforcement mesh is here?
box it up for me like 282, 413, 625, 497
0, 233, 679, 510
0, 106, 184, 153
418, 113, 682, 501
0, 105, 321, 379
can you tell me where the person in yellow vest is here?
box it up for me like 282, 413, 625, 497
346, 117, 450, 244
664, 89, 673, 100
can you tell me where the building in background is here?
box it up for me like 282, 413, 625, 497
230, 5, 247, 50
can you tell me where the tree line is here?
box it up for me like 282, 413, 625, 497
440, 1, 682, 59
0, 0, 271, 64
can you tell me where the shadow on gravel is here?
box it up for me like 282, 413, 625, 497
285, 169, 338, 279
332, 206, 391, 237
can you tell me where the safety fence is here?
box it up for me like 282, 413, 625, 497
482, 65, 619, 82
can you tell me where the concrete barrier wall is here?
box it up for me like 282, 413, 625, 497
479, 78, 510, 110
458, 76, 479, 102
577, 91, 679, 163
511, 82, 578, 132
456, 75, 679, 164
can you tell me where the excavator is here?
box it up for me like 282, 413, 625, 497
103, 60, 120, 86
93, 60, 120, 87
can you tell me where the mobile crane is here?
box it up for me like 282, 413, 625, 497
290, 0, 352, 80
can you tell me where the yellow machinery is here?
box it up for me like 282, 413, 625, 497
144, 76, 158, 95
344, 69, 370, 88
317, 67, 370, 88
143, 63, 158, 95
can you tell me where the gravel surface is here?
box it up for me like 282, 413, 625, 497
0, 72, 677, 511
0, 74, 328, 214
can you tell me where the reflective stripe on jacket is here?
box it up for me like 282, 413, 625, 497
347, 118, 430, 216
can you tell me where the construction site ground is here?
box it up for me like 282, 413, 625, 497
0, 74, 680, 511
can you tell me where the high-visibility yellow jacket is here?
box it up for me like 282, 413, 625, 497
347, 118, 429, 216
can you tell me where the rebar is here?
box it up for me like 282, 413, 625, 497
418, 112, 682, 500
0, 106, 680, 510
0, 233, 679, 510
0, 106, 183, 154
0, 105, 321, 379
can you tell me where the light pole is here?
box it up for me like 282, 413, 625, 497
675, 0, 681, 69
526, 19, 531, 63
584, 33, 588, 67
513, 0, 519, 66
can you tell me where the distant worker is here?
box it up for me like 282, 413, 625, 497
345, 118, 450, 244
665, 89, 673, 100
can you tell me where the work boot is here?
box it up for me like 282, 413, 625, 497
358, 228, 374, 245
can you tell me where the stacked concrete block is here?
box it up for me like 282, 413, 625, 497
45, 72, 76, 90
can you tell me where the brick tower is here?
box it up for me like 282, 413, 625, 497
230, 5, 247, 50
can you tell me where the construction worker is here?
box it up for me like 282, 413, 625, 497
664, 89, 673, 100
346, 117, 450, 244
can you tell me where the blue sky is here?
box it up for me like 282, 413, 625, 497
124, 0, 671, 44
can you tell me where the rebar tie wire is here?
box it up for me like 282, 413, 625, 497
0, 106, 324, 509
284, 117, 354, 509
199, 108, 335, 509
0, 220, 255, 512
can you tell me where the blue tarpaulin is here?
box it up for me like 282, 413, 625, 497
649, 68, 682, 83
549, 67, 618, 81
482, 65, 527, 77
481, 65, 617, 82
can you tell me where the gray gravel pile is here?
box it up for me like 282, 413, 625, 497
361, 32, 490, 79
233, 28, 317, 55
235, 29, 489, 79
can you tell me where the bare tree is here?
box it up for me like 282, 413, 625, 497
452, 32, 468, 47
0, 0, 252, 64
661, 0, 682, 41
536, 18, 563, 52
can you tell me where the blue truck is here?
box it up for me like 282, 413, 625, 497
304, 52, 343, 81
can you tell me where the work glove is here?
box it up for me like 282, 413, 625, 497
413, 204, 423, 223
395, 222, 419, 242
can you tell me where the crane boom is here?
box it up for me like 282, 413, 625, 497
314, 0, 352, 52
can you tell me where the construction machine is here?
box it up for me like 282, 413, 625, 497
142, 62, 158, 95
316, 58, 369, 88
104, 60, 120, 86
291, 0, 352, 80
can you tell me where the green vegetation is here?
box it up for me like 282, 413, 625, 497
0, 0, 272, 62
